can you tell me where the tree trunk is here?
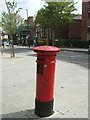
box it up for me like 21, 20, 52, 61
9, 39, 15, 58
10, 45, 13, 58
12, 44, 15, 57
0, 40, 3, 54
0, 46, 3, 54
46, 38, 49, 46
52, 39, 55, 46
52, 30, 55, 46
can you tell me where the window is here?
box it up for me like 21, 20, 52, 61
88, 1, 90, 12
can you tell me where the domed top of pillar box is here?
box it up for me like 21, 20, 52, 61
33, 46, 60, 55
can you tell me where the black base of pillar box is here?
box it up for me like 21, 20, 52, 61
35, 98, 54, 117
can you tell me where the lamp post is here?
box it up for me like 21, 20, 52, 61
26, 9, 28, 24
19, 8, 28, 24
19, 8, 30, 46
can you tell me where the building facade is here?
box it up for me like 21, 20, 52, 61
36, 17, 82, 41
81, 0, 90, 41
27, 17, 36, 38
36, 0, 90, 42
69, 16, 82, 39
20, 16, 36, 45
88, 1, 90, 40
23, 16, 36, 38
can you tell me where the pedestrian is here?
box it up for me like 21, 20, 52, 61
2, 41, 4, 48
27, 35, 31, 48
33, 39, 36, 47
23, 39, 26, 47
35, 36, 38, 46
17, 40, 19, 46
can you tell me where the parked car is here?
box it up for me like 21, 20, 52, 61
6, 42, 9, 46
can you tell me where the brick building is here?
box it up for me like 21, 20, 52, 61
27, 16, 36, 38
36, 16, 82, 40
36, 1, 90, 42
69, 16, 82, 39
81, 0, 90, 41
55, 16, 82, 40
87, 1, 90, 40
23, 16, 36, 38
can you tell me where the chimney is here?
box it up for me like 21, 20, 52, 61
28, 16, 33, 25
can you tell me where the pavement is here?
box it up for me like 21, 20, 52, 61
0, 46, 88, 119
60, 48, 88, 53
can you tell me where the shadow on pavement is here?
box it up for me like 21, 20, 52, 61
2, 46, 89, 68
15, 47, 33, 53
27, 54, 36, 57
56, 56, 89, 68
56, 52, 89, 68
2, 109, 40, 119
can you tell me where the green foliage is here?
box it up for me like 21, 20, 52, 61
36, 38, 47, 46
16, 23, 31, 39
5, 0, 17, 14
55, 39, 89, 48
35, 1, 77, 30
2, 38, 7, 42
16, 24, 25, 34
1, 0, 23, 40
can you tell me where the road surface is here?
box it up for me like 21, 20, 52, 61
1, 46, 89, 68
57, 50, 89, 68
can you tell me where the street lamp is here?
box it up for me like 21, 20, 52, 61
18, 7, 30, 45
26, 9, 28, 22
19, 8, 28, 24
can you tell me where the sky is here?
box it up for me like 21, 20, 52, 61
1, 0, 82, 17
0, 0, 82, 27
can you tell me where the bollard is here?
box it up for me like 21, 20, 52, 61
33, 46, 60, 117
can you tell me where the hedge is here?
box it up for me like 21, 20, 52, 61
55, 39, 90, 48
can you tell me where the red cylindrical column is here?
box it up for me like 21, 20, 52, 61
33, 46, 60, 117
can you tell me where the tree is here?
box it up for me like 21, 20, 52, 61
1, 0, 23, 57
35, 1, 77, 45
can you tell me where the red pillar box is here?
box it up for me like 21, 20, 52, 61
33, 46, 60, 117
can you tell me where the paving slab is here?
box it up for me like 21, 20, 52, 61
0, 48, 88, 119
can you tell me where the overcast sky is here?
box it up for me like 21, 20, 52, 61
0, 0, 82, 22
